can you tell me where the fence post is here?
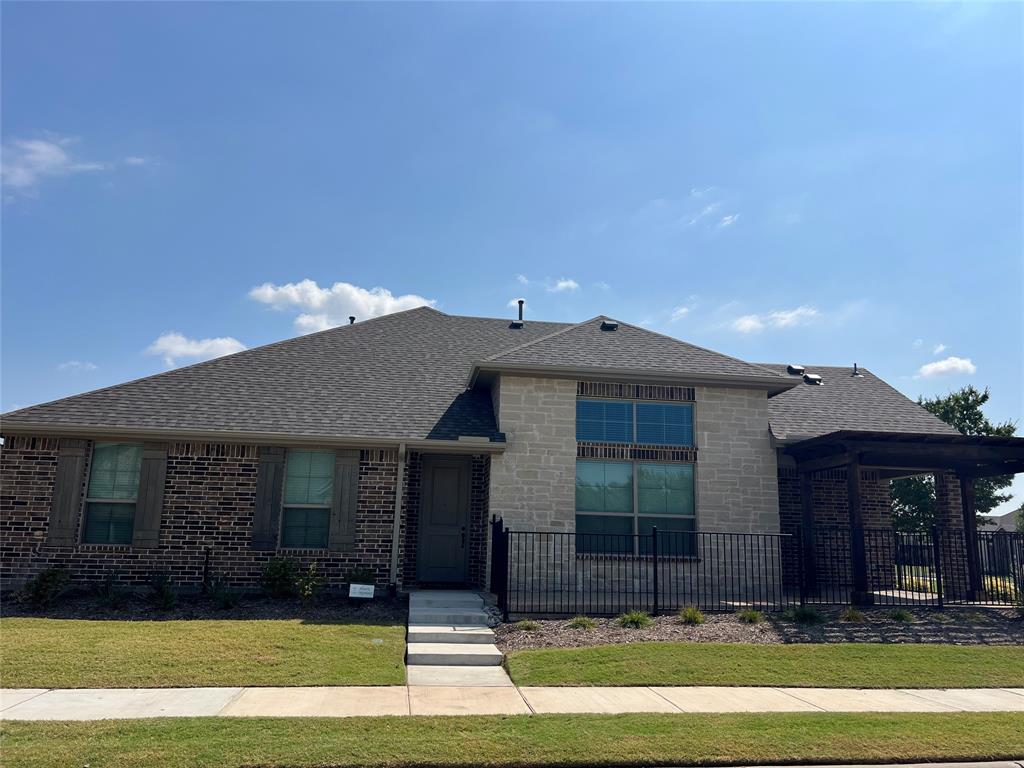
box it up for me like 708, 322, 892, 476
795, 528, 806, 607
931, 525, 944, 610
651, 527, 659, 616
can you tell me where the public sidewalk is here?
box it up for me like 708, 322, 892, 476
2, 685, 1023, 720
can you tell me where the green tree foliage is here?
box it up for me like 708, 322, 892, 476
891, 386, 1016, 531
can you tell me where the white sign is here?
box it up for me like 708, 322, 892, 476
349, 583, 375, 599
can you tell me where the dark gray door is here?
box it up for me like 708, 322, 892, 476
417, 455, 470, 583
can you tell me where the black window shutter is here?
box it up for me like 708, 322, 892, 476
47, 438, 89, 546
132, 442, 168, 549
329, 449, 360, 552
251, 446, 285, 550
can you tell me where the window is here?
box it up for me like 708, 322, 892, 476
83, 442, 143, 544
576, 399, 693, 447
281, 449, 334, 548
575, 460, 696, 555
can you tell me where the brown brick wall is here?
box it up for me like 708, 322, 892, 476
0, 436, 407, 590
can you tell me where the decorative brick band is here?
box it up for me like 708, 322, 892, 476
2, 435, 59, 451
779, 466, 880, 482
170, 442, 258, 459
577, 381, 695, 402
578, 442, 697, 462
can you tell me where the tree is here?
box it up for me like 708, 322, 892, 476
890, 386, 1016, 531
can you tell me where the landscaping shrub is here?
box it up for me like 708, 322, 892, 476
261, 557, 299, 598
147, 571, 177, 611
296, 563, 323, 607
19, 568, 71, 608
514, 620, 541, 631
567, 615, 596, 630
207, 578, 239, 610
888, 608, 914, 623
616, 610, 652, 629
840, 606, 866, 623
678, 605, 705, 625
93, 570, 127, 610
736, 608, 764, 624
345, 566, 376, 586
782, 605, 825, 625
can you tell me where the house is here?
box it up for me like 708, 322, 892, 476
2, 306, 1022, 604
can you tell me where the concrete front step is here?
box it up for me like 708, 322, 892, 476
408, 611, 491, 626
407, 625, 495, 644
406, 642, 503, 666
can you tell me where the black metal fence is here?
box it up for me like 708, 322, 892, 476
490, 518, 1023, 618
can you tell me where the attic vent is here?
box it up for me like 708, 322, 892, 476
786, 364, 806, 376
803, 373, 823, 386
509, 320, 524, 329
600, 320, 619, 331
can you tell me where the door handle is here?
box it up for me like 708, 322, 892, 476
460, 526, 466, 548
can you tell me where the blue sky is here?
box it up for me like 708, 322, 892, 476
2, 2, 1022, 513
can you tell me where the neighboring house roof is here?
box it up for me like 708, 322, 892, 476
0, 307, 568, 443
979, 510, 1019, 533
473, 316, 792, 392
759, 364, 961, 442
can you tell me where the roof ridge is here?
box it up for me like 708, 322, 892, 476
608, 317, 783, 378
482, 315, 606, 361
1, 305, 442, 419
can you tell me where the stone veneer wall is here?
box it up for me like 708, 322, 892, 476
693, 386, 779, 534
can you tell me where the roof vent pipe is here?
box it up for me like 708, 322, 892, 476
517, 299, 524, 321
852, 363, 863, 377
349, 316, 356, 325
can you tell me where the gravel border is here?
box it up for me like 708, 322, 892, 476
495, 606, 1024, 651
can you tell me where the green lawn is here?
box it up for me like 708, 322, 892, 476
507, 642, 1024, 688
0, 618, 405, 687
3, 713, 1022, 768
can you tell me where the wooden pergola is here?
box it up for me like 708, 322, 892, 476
783, 430, 1024, 603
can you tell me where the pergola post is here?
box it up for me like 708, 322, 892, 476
847, 454, 873, 605
957, 472, 984, 600
799, 471, 817, 593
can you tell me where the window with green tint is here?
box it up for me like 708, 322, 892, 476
281, 507, 330, 548
281, 449, 334, 549
575, 514, 633, 554
575, 461, 632, 513
637, 463, 694, 516
83, 443, 143, 544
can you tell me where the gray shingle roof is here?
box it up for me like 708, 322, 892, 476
483, 317, 784, 380
1, 308, 568, 442
759, 364, 960, 441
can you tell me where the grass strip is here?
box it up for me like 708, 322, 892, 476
3, 712, 1023, 768
507, 641, 1024, 687
0, 618, 405, 687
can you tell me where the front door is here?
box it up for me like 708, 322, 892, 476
417, 455, 471, 584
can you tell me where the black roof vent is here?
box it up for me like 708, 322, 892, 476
348, 316, 356, 325
509, 319, 524, 329
510, 299, 525, 329
852, 363, 863, 378
600, 320, 619, 331
803, 373, 823, 386
786, 364, 806, 376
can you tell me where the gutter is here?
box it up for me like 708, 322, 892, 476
467, 361, 798, 395
0, 423, 507, 454
388, 442, 407, 592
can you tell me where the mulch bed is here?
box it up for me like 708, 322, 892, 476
494, 606, 1024, 651
2, 590, 408, 623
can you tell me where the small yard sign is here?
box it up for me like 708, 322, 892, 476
349, 583, 374, 599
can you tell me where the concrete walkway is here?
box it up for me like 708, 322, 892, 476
3, 685, 1023, 720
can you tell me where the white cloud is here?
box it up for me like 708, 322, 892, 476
731, 306, 819, 333
917, 356, 976, 378
507, 296, 526, 308
515, 274, 529, 286
57, 360, 97, 373
732, 314, 764, 333
933, 343, 947, 355
593, 281, 611, 291
145, 332, 247, 367
1, 135, 109, 194
249, 279, 435, 333
547, 278, 579, 293
670, 305, 692, 322
717, 213, 740, 228
913, 338, 924, 348
123, 156, 149, 166
685, 202, 721, 227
